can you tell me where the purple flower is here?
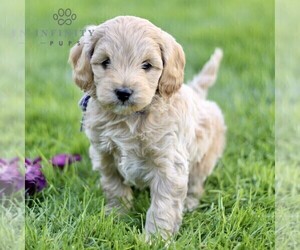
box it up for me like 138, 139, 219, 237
1, 153, 82, 197
0, 158, 23, 197
51, 154, 81, 168
25, 157, 47, 196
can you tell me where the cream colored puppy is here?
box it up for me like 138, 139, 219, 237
69, 16, 226, 239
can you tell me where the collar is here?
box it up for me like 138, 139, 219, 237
78, 94, 91, 132
78, 94, 91, 112
78, 93, 151, 117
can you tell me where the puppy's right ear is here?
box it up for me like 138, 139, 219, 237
68, 26, 96, 92
157, 31, 185, 99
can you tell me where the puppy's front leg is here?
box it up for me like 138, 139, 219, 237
145, 166, 188, 239
89, 145, 133, 214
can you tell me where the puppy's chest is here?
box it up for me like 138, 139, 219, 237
91, 120, 159, 187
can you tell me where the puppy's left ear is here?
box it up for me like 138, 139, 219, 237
158, 32, 186, 98
68, 25, 97, 92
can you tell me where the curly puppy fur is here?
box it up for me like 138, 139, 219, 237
69, 16, 226, 239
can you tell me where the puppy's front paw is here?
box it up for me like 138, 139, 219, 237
145, 211, 175, 240
104, 198, 132, 216
144, 232, 173, 247
184, 196, 200, 212
145, 224, 172, 241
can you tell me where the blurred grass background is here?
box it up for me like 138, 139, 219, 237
0, 1, 25, 250
0, 2, 25, 158
275, 0, 300, 249
25, 0, 274, 249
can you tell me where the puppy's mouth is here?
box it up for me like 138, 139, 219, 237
113, 99, 145, 115
116, 99, 134, 108
98, 87, 152, 115
109, 87, 144, 115
99, 94, 144, 115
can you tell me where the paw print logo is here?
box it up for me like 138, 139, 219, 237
53, 8, 76, 26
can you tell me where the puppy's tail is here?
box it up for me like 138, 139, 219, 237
188, 48, 223, 99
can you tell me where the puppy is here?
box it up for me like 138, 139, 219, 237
69, 16, 226, 239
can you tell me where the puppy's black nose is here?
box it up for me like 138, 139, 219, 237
115, 88, 133, 102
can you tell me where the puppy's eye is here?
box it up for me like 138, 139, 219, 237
142, 61, 152, 71
101, 58, 111, 69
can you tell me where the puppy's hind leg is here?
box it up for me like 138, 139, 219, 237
184, 162, 207, 212
185, 125, 226, 212
89, 145, 133, 214
185, 155, 219, 212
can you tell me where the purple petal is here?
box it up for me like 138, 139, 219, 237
51, 154, 81, 168
0, 158, 24, 196
0, 158, 7, 165
25, 158, 32, 166
33, 157, 42, 165
72, 154, 82, 162
9, 157, 20, 164
25, 158, 47, 196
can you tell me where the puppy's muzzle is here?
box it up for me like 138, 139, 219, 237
114, 88, 133, 103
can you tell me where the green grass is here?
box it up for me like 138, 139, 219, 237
25, 0, 274, 249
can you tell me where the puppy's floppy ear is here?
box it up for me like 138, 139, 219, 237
68, 26, 97, 92
158, 32, 185, 98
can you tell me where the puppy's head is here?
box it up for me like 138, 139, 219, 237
69, 16, 185, 115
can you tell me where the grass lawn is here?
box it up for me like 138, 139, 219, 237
25, 0, 274, 249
